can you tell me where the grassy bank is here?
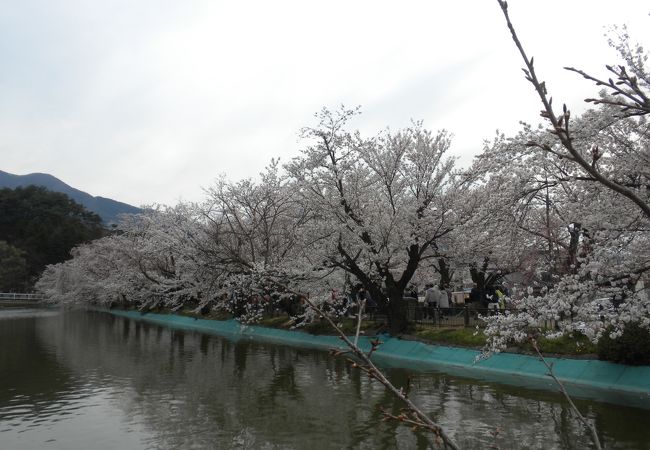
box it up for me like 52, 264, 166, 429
148, 307, 598, 358
258, 314, 598, 357
258, 316, 381, 335
414, 326, 597, 356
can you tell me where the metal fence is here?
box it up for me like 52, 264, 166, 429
364, 305, 503, 328
0, 293, 45, 301
365, 304, 556, 329
409, 305, 508, 328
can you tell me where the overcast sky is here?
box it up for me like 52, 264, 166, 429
1, 1, 649, 207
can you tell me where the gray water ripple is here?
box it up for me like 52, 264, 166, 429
0, 309, 649, 449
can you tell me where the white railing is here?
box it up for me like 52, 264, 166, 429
0, 293, 45, 301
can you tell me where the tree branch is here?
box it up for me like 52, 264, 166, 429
530, 339, 602, 450
496, 0, 650, 219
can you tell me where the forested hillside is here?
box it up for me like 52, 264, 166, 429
0, 170, 142, 224
0, 186, 105, 291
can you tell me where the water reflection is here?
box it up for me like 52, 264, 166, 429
0, 310, 77, 418
0, 309, 648, 449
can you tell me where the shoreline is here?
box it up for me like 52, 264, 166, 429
106, 309, 650, 409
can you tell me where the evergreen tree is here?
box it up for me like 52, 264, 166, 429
0, 186, 104, 288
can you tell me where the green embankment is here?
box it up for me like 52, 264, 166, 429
106, 309, 650, 409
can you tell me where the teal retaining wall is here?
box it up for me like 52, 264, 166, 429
107, 310, 650, 409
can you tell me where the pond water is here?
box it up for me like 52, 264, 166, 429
0, 308, 648, 449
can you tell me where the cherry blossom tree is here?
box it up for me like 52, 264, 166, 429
198, 160, 328, 322
36, 204, 220, 311
481, 1, 650, 354
285, 107, 457, 332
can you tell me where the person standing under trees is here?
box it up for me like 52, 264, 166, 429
424, 284, 447, 318
406, 285, 419, 301
355, 287, 377, 318
469, 283, 485, 307
486, 286, 499, 310
437, 284, 450, 309
424, 284, 436, 318
496, 286, 506, 310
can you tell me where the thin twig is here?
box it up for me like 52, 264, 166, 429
530, 339, 602, 450
269, 279, 460, 450
495, 0, 650, 219
307, 295, 460, 449
354, 297, 366, 347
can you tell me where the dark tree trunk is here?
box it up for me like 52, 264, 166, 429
363, 282, 409, 334
337, 243, 422, 335
383, 275, 410, 334
469, 257, 489, 291
437, 257, 453, 290
387, 290, 409, 334
469, 257, 490, 305
566, 222, 581, 274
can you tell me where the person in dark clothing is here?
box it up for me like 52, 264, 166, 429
406, 285, 419, 301
469, 283, 485, 307
486, 286, 499, 310
486, 286, 498, 303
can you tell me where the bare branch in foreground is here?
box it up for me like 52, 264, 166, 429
530, 339, 602, 450
354, 297, 366, 347
273, 281, 460, 449
309, 295, 460, 450
495, 0, 650, 220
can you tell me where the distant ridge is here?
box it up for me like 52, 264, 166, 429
0, 170, 142, 225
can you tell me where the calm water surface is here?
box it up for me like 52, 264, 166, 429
0, 308, 649, 449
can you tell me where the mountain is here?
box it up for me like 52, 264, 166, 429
0, 170, 142, 225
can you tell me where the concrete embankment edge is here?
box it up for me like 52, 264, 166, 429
107, 310, 650, 408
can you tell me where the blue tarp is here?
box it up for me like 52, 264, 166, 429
107, 310, 650, 408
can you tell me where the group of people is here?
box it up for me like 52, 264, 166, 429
328, 286, 378, 318
332, 281, 510, 319
469, 283, 508, 309
422, 284, 450, 309
417, 282, 510, 311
